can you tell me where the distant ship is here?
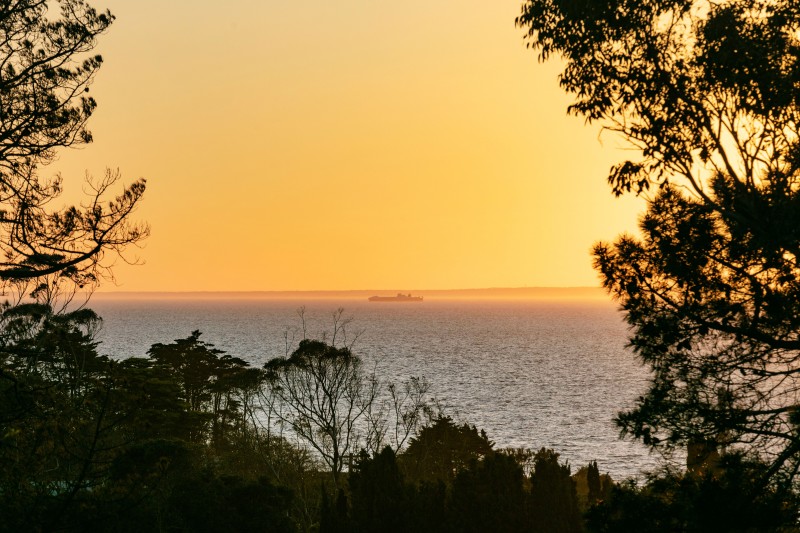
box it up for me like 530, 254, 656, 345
368, 293, 423, 302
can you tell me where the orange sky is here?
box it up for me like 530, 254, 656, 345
51, 0, 644, 292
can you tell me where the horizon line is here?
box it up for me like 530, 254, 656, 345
90, 286, 610, 300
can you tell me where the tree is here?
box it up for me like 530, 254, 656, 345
587, 461, 601, 506
529, 448, 582, 533
573, 461, 613, 511
400, 416, 494, 486
518, 0, 800, 480
0, 1, 146, 297
449, 452, 528, 533
148, 331, 265, 448
585, 453, 798, 533
264, 339, 378, 489
363, 375, 434, 455
320, 485, 350, 533
348, 447, 408, 533
0, 304, 188, 531
165, 473, 297, 533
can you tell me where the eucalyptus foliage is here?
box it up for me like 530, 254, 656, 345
265, 340, 378, 489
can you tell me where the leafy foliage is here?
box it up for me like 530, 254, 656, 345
401, 416, 494, 486
586, 454, 798, 532
449, 452, 528, 533
0, 317, 301, 531
348, 447, 409, 533
519, 0, 800, 480
149, 331, 264, 448
336, 428, 591, 533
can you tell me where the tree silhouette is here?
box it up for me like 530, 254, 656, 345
586, 454, 797, 533
529, 448, 582, 533
400, 416, 494, 486
449, 452, 528, 533
348, 447, 408, 533
264, 339, 378, 489
0, 1, 147, 296
587, 461, 601, 506
148, 331, 263, 448
0, 305, 192, 530
518, 0, 800, 481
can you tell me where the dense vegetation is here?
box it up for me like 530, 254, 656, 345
0, 302, 580, 531
0, 301, 529, 530
2, 306, 797, 531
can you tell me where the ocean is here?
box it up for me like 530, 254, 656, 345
89, 295, 660, 480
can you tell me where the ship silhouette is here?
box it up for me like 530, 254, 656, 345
368, 293, 423, 302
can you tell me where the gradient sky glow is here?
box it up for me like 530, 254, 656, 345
52, 1, 645, 291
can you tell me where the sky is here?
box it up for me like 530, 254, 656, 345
52, 0, 645, 292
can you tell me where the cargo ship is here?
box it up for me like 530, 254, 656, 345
368, 293, 423, 302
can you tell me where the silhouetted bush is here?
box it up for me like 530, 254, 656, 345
530, 448, 583, 533
449, 452, 528, 533
348, 447, 409, 533
400, 416, 493, 486
586, 454, 798, 532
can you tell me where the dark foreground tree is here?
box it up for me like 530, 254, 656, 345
348, 447, 408, 533
343, 431, 538, 533
0, 306, 198, 531
0, 1, 146, 297
587, 461, 601, 506
0, 319, 304, 532
148, 331, 265, 448
518, 0, 800, 481
529, 448, 582, 533
449, 452, 528, 533
400, 416, 494, 486
586, 453, 797, 533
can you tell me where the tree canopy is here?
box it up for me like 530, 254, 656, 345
265, 339, 378, 488
0, 1, 147, 297
518, 0, 800, 481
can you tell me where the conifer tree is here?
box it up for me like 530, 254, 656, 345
587, 461, 601, 505
518, 0, 800, 481
0, 1, 146, 296
529, 448, 582, 533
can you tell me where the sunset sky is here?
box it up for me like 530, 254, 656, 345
53, 0, 645, 292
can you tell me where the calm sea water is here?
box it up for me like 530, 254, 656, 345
89, 297, 659, 480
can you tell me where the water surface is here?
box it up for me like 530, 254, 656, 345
90, 297, 658, 479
